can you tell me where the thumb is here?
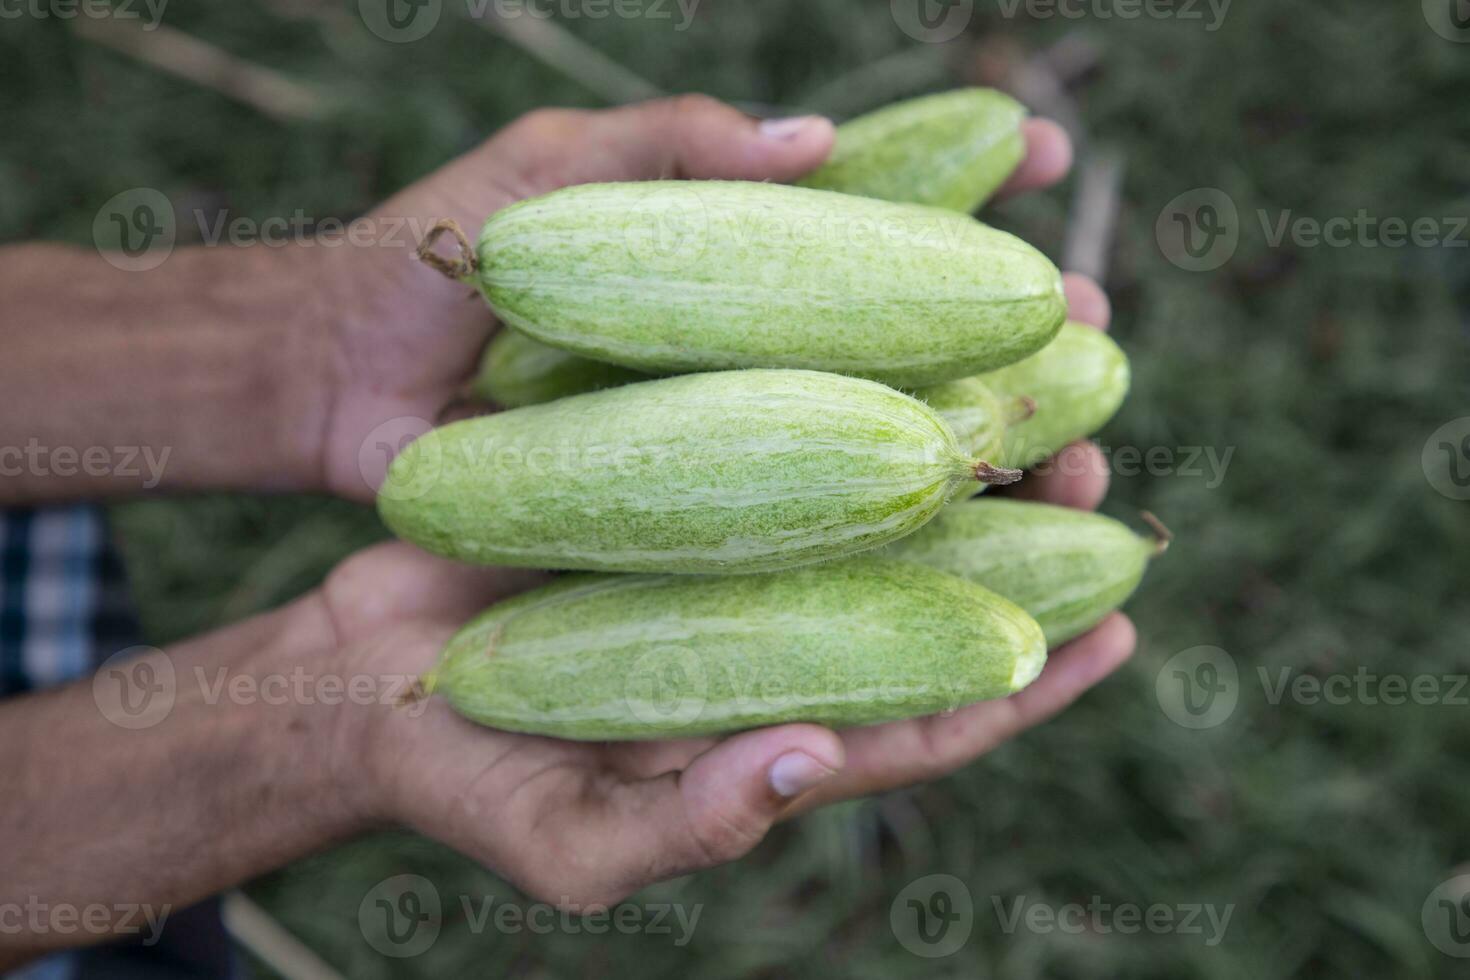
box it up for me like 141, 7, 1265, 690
595, 94, 835, 182
600, 724, 844, 893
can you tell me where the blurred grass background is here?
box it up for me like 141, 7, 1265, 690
3, 0, 1469, 976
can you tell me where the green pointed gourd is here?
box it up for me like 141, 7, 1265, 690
378, 369, 1019, 575
435, 180, 1064, 389
799, 88, 1028, 214
470, 327, 649, 408
980, 322, 1131, 469
887, 498, 1166, 647
426, 556, 1047, 740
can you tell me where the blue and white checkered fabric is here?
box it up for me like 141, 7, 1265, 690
2, 505, 235, 980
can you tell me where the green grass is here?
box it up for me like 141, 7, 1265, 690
4, 0, 1469, 976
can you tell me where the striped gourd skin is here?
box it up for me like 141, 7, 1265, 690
799, 88, 1027, 215
887, 499, 1153, 647
470, 327, 648, 408
911, 376, 1007, 460
474, 181, 1065, 388
429, 557, 1047, 740
980, 322, 1131, 469
378, 370, 979, 574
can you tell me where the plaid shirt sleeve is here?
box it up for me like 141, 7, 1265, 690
2, 505, 236, 980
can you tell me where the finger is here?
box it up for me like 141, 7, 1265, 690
1062, 272, 1112, 330
322, 541, 550, 642
1004, 439, 1110, 511
588, 94, 835, 183
792, 614, 1136, 811
994, 118, 1073, 199
581, 724, 843, 899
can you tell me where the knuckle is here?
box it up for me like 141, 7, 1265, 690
663, 92, 724, 122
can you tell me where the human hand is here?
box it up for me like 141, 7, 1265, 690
308, 94, 1074, 502
326, 269, 1136, 909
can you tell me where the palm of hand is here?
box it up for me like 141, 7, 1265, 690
305, 96, 1134, 906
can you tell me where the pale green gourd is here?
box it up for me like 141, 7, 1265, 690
980, 322, 1131, 469
426, 556, 1047, 740
378, 369, 1018, 575
799, 88, 1027, 214
471, 327, 649, 408
452, 181, 1064, 388
887, 498, 1164, 647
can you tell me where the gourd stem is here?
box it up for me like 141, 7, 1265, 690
973, 460, 1023, 485
1140, 511, 1173, 555
1008, 395, 1038, 424
400, 672, 435, 708
415, 218, 479, 280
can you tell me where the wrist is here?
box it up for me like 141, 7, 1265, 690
231, 595, 387, 839
262, 244, 342, 497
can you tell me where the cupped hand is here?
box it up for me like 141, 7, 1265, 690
308, 96, 1131, 906
311, 95, 1073, 502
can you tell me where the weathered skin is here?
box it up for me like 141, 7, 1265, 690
470, 327, 648, 408
887, 498, 1157, 647
799, 88, 1028, 215
427, 556, 1047, 740
980, 322, 1131, 469
469, 181, 1065, 388
378, 370, 1003, 574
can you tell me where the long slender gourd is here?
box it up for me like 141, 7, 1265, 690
799, 88, 1027, 214
378, 370, 1019, 574
887, 498, 1165, 647
429, 181, 1065, 389
426, 557, 1047, 740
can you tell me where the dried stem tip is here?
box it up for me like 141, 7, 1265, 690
973, 461, 1024, 486
1009, 395, 1038, 424
1140, 511, 1173, 555
415, 218, 478, 280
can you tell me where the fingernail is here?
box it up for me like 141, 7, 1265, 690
768, 751, 834, 798
759, 115, 828, 141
